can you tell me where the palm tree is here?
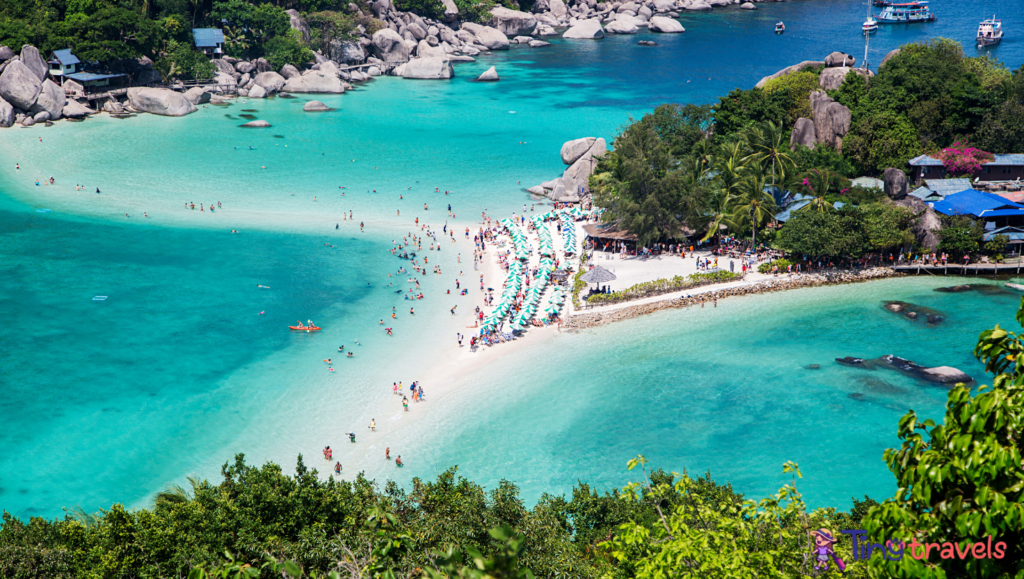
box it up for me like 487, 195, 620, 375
692, 138, 716, 176
700, 187, 738, 242
65, 506, 103, 528
746, 121, 796, 192
155, 476, 204, 507
798, 168, 839, 212
731, 172, 778, 250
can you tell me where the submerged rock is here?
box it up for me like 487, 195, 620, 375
638, 40, 658, 46
934, 285, 972, 293
880, 355, 974, 385
303, 100, 330, 111
241, 120, 271, 127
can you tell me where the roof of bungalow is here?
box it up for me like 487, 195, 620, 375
909, 178, 975, 201
65, 72, 126, 82
931, 189, 1024, 218
909, 154, 1024, 167
984, 226, 1024, 242
48, 49, 80, 66
775, 198, 814, 222
193, 28, 225, 47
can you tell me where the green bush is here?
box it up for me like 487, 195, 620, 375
265, 30, 313, 69
757, 258, 793, 273
156, 40, 214, 81
762, 70, 820, 123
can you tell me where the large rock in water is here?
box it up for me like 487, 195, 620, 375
0, 60, 42, 110
605, 20, 639, 34
372, 29, 411, 63
184, 87, 212, 105
248, 84, 267, 98
477, 66, 499, 81
402, 57, 454, 79
919, 366, 973, 385
462, 23, 510, 50
126, 87, 197, 116
824, 51, 855, 67
790, 117, 817, 149
254, 71, 286, 92
561, 137, 597, 165
20, 45, 47, 82
755, 60, 824, 89
303, 100, 330, 111
0, 97, 13, 127
285, 9, 311, 42
242, 120, 271, 127
487, 6, 538, 36
648, 16, 684, 33
563, 19, 604, 39
62, 100, 93, 118
282, 70, 347, 93
415, 39, 446, 60
884, 168, 908, 200
31, 79, 65, 120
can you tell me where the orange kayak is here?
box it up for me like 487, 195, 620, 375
289, 325, 321, 331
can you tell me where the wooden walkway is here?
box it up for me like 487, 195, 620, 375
894, 262, 1024, 276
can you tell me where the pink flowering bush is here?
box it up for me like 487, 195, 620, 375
936, 143, 995, 176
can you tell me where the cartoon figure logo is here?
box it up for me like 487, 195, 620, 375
813, 528, 846, 572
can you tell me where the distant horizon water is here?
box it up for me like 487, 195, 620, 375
2, 0, 1023, 519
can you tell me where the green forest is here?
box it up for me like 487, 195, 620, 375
593, 39, 1024, 258
3, 296, 1024, 577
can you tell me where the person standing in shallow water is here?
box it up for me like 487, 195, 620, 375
369, 419, 376, 432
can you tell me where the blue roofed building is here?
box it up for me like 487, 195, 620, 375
193, 28, 224, 56
48, 49, 81, 83
910, 154, 1024, 184
908, 178, 976, 202
930, 189, 1024, 228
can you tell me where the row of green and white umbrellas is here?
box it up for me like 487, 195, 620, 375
531, 216, 556, 258
500, 218, 531, 261
513, 258, 556, 327
559, 211, 577, 255
480, 260, 526, 333
544, 286, 567, 315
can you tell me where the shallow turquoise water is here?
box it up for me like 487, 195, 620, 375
3, 0, 1024, 518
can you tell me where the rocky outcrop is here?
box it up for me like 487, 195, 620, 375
880, 48, 900, 69
605, 20, 639, 34
740, 2, 755, 9
0, 60, 42, 110
0, 46, 13, 61
282, 70, 348, 93
529, 39, 551, 47
212, 59, 235, 75
648, 16, 684, 33
254, 71, 286, 92
477, 66, 499, 81
819, 66, 871, 90
280, 64, 301, 79
0, 97, 13, 127
235, 60, 256, 74
331, 39, 366, 64
415, 39, 446, 59
62, 100, 93, 118
893, 195, 940, 250
563, 19, 604, 39
402, 57, 454, 79
790, 117, 817, 149
127, 87, 197, 116
285, 9, 311, 42
824, 51, 854, 67
372, 29, 411, 63
462, 23, 510, 50
184, 87, 212, 105
561, 137, 597, 164
31, 79, 65, 120
810, 91, 851, 153
20, 45, 47, 82
754, 61, 823, 89
248, 84, 268, 98
883, 168, 908, 200
441, 0, 459, 21
488, 6, 538, 36
303, 100, 330, 111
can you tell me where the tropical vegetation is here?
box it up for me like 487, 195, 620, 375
586, 270, 740, 305
592, 38, 1024, 261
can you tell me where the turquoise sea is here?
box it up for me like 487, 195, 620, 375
3, 0, 1024, 518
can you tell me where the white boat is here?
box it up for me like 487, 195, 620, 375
977, 16, 1003, 47
775, 22, 785, 33
1005, 283, 1024, 292
863, 15, 878, 32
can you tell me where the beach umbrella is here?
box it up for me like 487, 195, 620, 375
580, 265, 617, 292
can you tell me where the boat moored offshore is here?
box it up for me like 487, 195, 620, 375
977, 16, 1003, 47
875, 1, 936, 23
775, 21, 785, 33
863, 15, 878, 32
